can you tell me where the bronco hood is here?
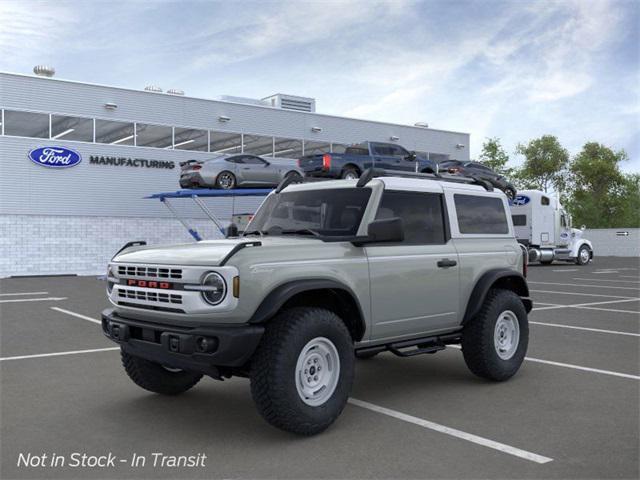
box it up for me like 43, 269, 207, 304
113, 240, 247, 266
112, 237, 321, 266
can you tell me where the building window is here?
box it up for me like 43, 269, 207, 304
210, 131, 243, 154
95, 119, 135, 145
454, 194, 509, 234
50, 114, 93, 142
135, 123, 173, 148
3, 110, 49, 138
375, 190, 446, 244
173, 127, 208, 151
303, 140, 331, 155
243, 134, 274, 156
273, 137, 303, 159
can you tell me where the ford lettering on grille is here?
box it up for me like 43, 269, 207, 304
126, 279, 173, 289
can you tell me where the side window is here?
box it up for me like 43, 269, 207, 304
372, 144, 392, 156
512, 215, 527, 226
243, 156, 266, 165
226, 156, 243, 164
454, 194, 509, 234
541, 196, 550, 206
374, 190, 446, 245
390, 145, 410, 158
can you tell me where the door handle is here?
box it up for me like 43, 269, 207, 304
437, 259, 457, 268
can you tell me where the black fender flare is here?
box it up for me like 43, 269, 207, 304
463, 269, 532, 324
248, 279, 367, 339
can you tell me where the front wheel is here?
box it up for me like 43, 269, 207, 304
461, 289, 528, 381
576, 245, 591, 265
250, 307, 354, 435
121, 350, 202, 395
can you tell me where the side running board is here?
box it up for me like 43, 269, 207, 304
356, 332, 461, 358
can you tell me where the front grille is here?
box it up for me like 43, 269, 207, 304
117, 265, 182, 279
117, 288, 183, 304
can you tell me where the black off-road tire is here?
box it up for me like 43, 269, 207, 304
250, 307, 355, 435
540, 259, 553, 265
121, 349, 203, 395
341, 167, 360, 180
461, 289, 528, 381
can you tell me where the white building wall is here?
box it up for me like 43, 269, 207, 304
583, 228, 640, 257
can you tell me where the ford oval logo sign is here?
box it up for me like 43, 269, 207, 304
28, 146, 82, 168
511, 195, 530, 206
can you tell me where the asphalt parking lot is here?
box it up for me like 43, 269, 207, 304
1, 257, 638, 479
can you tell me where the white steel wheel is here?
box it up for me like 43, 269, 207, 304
579, 246, 590, 264
295, 337, 340, 407
343, 171, 358, 180
494, 310, 520, 360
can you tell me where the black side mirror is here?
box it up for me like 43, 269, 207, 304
406, 151, 417, 161
354, 217, 404, 245
226, 223, 239, 238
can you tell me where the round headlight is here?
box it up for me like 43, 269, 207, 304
106, 265, 115, 294
201, 272, 226, 305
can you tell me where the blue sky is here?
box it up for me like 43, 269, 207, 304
1, 0, 638, 171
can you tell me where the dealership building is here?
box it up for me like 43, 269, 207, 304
0, 69, 470, 277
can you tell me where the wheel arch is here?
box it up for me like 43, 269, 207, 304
342, 163, 361, 174
248, 279, 366, 341
463, 269, 532, 324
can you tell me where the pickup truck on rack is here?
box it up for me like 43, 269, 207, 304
102, 169, 532, 435
298, 141, 437, 179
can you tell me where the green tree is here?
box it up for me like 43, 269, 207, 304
566, 142, 638, 228
515, 135, 569, 193
479, 137, 512, 176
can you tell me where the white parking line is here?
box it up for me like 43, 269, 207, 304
0, 297, 68, 304
531, 289, 638, 299
447, 345, 639, 380
620, 275, 640, 279
532, 298, 640, 312
348, 398, 553, 464
51, 307, 101, 325
530, 321, 639, 337
552, 269, 579, 272
0, 291, 49, 296
593, 271, 619, 274
572, 277, 640, 284
528, 281, 639, 291
0, 347, 119, 362
575, 306, 639, 315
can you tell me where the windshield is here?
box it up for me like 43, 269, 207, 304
245, 188, 372, 237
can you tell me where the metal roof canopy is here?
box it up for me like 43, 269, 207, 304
146, 188, 272, 241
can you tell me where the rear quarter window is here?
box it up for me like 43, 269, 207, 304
454, 194, 509, 234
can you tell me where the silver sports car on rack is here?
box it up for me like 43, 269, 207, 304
179, 154, 303, 189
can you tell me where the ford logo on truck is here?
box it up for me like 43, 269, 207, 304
511, 195, 530, 206
28, 146, 82, 168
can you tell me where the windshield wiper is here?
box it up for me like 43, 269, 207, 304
279, 228, 321, 238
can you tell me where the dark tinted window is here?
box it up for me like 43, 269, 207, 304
512, 215, 527, 226
226, 156, 244, 164
375, 190, 446, 244
345, 147, 369, 156
454, 194, 509, 234
541, 196, 550, 206
247, 188, 371, 237
242, 156, 266, 165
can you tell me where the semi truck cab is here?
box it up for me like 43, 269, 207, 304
510, 190, 593, 265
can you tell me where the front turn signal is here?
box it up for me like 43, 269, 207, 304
233, 276, 240, 298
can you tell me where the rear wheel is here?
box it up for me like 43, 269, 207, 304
216, 171, 236, 189
576, 245, 591, 265
540, 259, 553, 265
250, 307, 354, 435
461, 289, 528, 381
121, 350, 202, 395
341, 167, 360, 180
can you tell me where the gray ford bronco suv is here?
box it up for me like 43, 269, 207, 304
102, 170, 532, 435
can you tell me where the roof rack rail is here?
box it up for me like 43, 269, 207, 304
356, 168, 494, 191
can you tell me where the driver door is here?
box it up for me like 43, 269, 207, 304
238, 155, 272, 185
366, 188, 460, 341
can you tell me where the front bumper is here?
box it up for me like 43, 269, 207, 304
101, 308, 264, 375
